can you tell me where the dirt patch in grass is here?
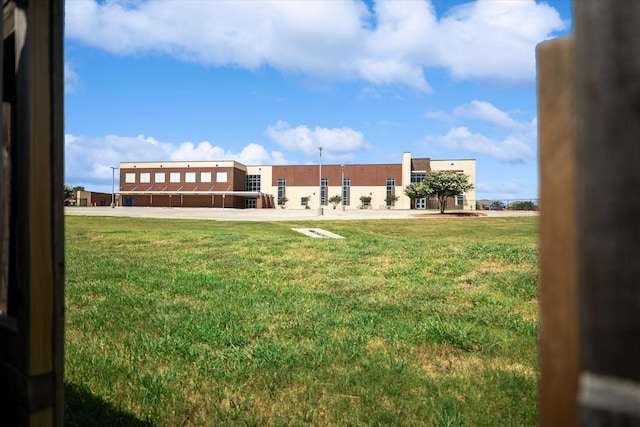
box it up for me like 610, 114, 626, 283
366, 337, 387, 353
413, 347, 537, 380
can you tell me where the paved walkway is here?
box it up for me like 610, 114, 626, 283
65, 206, 538, 221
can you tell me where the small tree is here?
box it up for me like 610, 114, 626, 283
359, 195, 372, 208
404, 183, 427, 209
328, 194, 342, 209
64, 184, 85, 205
278, 196, 289, 208
404, 183, 424, 200
64, 184, 74, 202
301, 196, 310, 209
406, 171, 474, 214
384, 194, 399, 207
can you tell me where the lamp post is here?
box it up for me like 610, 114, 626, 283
318, 146, 324, 215
341, 164, 345, 211
110, 166, 118, 208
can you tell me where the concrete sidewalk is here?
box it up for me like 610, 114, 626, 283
65, 206, 537, 221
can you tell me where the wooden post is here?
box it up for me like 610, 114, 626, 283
537, 36, 578, 427
0, 1, 64, 425
574, 1, 640, 423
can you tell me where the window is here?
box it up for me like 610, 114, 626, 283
125, 173, 135, 183
170, 172, 180, 183
301, 197, 308, 207
277, 178, 286, 205
185, 172, 196, 183
457, 194, 464, 206
216, 171, 227, 183
411, 172, 426, 183
342, 177, 350, 206
320, 177, 328, 206
386, 177, 395, 206
201, 172, 211, 183
140, 172, 150, 183
246, 175, 261, 192
155, 172, 165, 183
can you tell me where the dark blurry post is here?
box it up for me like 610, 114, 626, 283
0, 1, 65, 425
575, 1, 640, 424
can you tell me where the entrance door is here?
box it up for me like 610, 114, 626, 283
245, 198, 257, 209
415, 198, 427, 209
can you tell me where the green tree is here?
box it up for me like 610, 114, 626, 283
64, 184, 74, 201
404, 183, 428, 209
328, 194, 342, 209
64, 184, 85, 204
405, 171, 474, 214
384, 194, 399, 207
359, 195, 371, 208
301, 196, 311, 209
404, 183, 425, 200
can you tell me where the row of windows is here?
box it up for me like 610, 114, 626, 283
124, 171, 228, 184
278, 177, 353, 206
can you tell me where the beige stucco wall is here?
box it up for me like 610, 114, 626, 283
247, 165, 274, 196
244, 156, 476, 210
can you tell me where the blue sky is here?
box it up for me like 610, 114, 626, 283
64, 0, 572, 200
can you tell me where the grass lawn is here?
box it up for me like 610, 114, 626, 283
65, 216, 539, 426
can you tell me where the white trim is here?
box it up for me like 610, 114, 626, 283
579, 371, 640, 418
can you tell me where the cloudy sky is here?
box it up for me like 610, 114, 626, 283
65, 0, 572, 200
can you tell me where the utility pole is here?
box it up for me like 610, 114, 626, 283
110, 166, 118, 208
318, 146, 324, 215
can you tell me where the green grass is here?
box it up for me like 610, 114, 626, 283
65, 216, 539, 426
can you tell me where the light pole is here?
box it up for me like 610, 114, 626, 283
110, 166, 118, 208
318, 146, 324, 215
341, 164, 345, 211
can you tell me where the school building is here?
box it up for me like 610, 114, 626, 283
118, 152, 476, 210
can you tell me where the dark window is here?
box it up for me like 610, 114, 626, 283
321, 177, 328, 206
386, 178, 395, 206
411, 172, 425, 183
246, 175, 261, 192
277, 178, 286, 204
342, 178, 350, 206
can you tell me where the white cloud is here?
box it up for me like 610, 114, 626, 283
436, 126, 534, 162
65, 133, 288, 190
65, 62, 81, 93
437, 0, 564, 81
475, 178, 534, 200
424, 109, 453, 123
265, 121, 369, 162
454, 100, 528, 130
65, 0, 566, 90
424, 100, 537, 162
171, 141, 287, 165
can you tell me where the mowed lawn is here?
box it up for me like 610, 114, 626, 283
65, 216, 539, 426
